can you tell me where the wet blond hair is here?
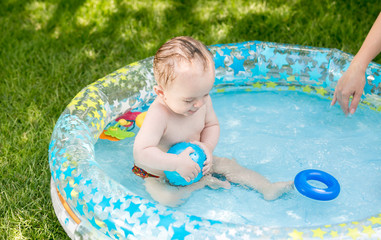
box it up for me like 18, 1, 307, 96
153, 36, 214, 88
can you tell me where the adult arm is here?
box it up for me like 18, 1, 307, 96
331, 12, 381, 114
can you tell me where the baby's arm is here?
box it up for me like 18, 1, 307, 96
197, 96, 220, 174
133, 105, 200, 181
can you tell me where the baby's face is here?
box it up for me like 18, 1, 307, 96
163, 59, 215, 116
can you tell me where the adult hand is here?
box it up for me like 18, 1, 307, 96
331, 62, 366, 115
331, 12, 381, 115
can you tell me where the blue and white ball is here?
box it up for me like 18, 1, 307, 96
164, 142, 206, 186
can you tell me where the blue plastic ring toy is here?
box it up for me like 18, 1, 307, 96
294, 169, 340, 201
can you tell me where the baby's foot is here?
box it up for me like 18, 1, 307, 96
262, 181, 294, 201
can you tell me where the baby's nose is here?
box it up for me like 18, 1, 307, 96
193, 98, 205, 108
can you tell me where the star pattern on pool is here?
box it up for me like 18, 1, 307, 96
49, 40, 381, 239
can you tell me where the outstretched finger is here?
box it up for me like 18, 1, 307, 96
349, 92, 362, 114
339, 96, 350, 115
331, 92, 337, 106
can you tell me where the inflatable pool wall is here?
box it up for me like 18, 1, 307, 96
50, 40, 381, 239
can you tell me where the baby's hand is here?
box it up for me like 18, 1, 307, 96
175, 147, 201, 182
190, 141, 213, 175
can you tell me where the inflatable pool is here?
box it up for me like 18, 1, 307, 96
49, 40, 381, 239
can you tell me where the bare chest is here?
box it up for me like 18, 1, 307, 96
160, 110, 206, 149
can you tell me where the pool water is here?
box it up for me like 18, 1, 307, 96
94, 90, 381, 228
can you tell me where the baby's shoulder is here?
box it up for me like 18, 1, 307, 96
146, 100, 170, 120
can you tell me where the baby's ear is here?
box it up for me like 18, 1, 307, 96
154, 85, 165, 99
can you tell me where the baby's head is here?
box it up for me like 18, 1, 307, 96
153, 36, 215, 116
153, 36, 214, 89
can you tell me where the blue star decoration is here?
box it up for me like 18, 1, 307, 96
104, 216, 117, 232
138, 213, 150, 225
55, 167, 62, 180
292, 61, 306, 75
171, 224, 191, 240
99, 196, 112, 211
64, 182, 74, 200
76, 201, 85, 216
279, 69, 289, 80
237, 45, 251, 59
85, 179, 92, 186
86, 199, 96, 213
91, 187, 98, 195
121, 227, 134, 238
214, 52, 226, 69
157, 213, 176, 229
255, 62, 270, 77
113, 199, 123, 210
229, 56, 245, 75
270, 54, 289, 69
126, 202, 141, 216
50, 147, 58, 160
74, 174, 83, 185
63, 166, 75, 178
78, 191, 85, 200
221, 47, 232, 56
49, 139, 56, 150
309, 67, 323, 81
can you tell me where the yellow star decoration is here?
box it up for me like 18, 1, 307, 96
330, 231, 338, 238
252, 82, 263, 88
288, 229, 303, 240
347, 228, 360, 240
130, 61, 139, 66
287, 75, 296, 82
73, 90, 85, 100
368, 216, 381, 225
245, 88, 252, 92
101, 81, 109, 87
84, 99, 98, 109
92, 110, 100, 120
266, 82, 277, 88
87, 85, 99, 92
216, 88, 226, 93
312, 228, 326, 239
101, 108, 107, 117
77, 105, 87, 112
67, 98, 80, 107
117, 68, 128, 74
362, 225, 375, 238
302, 85, 312, 93
315, 87, 327, 96
88, 92, 98, 99
339, 223, 347, 227
288, 85, 296, 91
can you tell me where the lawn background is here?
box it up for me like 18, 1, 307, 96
0, 0, 380, 239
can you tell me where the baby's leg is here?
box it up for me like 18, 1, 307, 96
144, 175, 230, 207
212, 156, 293, 200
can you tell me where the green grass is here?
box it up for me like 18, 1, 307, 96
0, 0, 380, 238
